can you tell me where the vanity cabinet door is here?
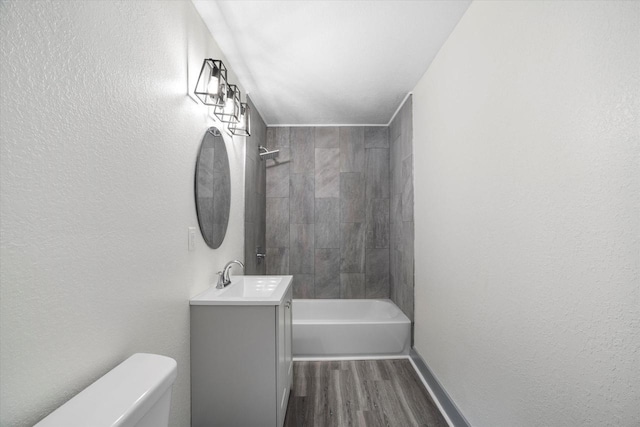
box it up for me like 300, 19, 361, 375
276, 287, 293, 427
191, 305, 277, 427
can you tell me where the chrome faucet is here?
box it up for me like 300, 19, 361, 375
216, 260, 245, 289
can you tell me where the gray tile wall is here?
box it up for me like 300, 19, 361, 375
265, 126, 390, 299
389, 96, 414, 321
244, 98, 267, 275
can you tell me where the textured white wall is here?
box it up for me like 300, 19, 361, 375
412, 1, 639, 426
0, 1, 246, 426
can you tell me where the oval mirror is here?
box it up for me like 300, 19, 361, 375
195, 126, 230, 249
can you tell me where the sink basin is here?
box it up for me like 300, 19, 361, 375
220, 277, 281, 298
190, 275, 293, 306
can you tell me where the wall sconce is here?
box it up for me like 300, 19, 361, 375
229, 102, 251, 136
213, 84, 241, 123
194, 59, 228, 106
194, 58, 251, 137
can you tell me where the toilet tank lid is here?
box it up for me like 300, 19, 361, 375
35, 353, 177, 427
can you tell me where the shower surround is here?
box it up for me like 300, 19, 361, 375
244, 97, 267, 275
389, 96, 414, 321
263, 98, 414, 320
265, 126, 390, 299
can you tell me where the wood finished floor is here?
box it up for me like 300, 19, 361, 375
283, 359, 448, 427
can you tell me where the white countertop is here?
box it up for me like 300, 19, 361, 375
190, 275, 293, 306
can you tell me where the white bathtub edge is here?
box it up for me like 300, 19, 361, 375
292, 299, 411, 358
293, 355, 410, 362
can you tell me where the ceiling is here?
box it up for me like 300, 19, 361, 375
192, 1, 471, 126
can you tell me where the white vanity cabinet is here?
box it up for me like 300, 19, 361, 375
190, 276, 293, 427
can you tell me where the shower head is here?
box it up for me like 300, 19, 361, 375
259, 146, 280, 160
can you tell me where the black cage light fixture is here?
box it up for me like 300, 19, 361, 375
194, 59, 228, 107
229, 102, 251, 136
213, 84, 241, 124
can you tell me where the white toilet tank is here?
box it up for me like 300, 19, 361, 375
35, 353, 177, 427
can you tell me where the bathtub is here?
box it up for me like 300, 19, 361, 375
292, 299, 411, 359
